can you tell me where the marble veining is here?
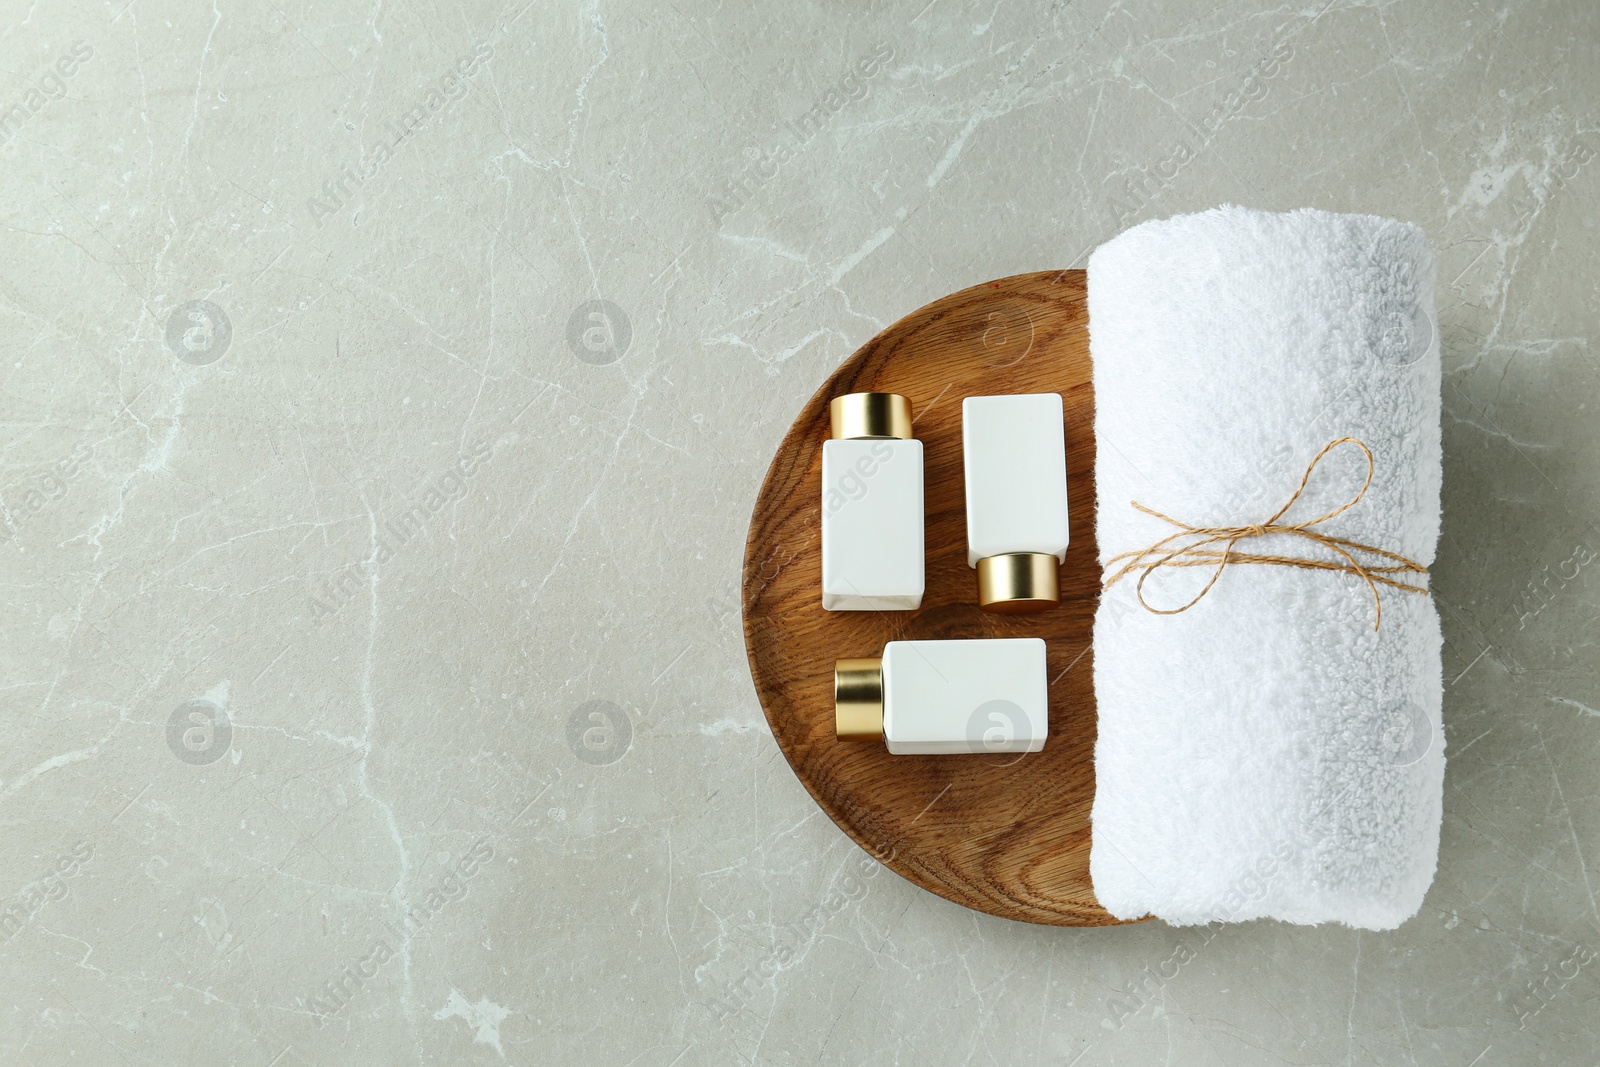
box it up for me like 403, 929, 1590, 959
1, 0, 1597, 1063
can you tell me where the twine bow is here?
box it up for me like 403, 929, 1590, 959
1103, 438, 1429, 630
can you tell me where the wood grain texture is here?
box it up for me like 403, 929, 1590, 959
742, 270, 1138, 927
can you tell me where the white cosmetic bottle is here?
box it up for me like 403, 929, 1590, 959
962, 393, 1070, 613
834, 638, 1048, 754
820, 392, 924, 611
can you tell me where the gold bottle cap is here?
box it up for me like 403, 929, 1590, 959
977, 552, 1060, 613
829, 392, 913, 440
834, 658, 884, 742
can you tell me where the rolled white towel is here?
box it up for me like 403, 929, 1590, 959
1087, 205, 1443, 930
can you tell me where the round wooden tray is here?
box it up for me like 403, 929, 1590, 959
742, 270, 1133, 926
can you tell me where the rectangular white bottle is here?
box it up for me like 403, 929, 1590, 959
835, 638, 1048, 755
821, 392, 924, 611
962, 394, 1070, 613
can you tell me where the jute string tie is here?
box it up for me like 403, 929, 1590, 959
1102, 437, 1430, 631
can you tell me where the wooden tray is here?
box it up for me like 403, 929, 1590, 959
742, 270, 1134, 926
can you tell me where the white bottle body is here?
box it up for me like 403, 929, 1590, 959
962, 394, 1070, 566
821, 438, 924, 610
882, 638, 1047, 755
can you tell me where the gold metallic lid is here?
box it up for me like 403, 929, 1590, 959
834, 658, 884, 742
829, 392, 913, 440
977, 552, 1060, 613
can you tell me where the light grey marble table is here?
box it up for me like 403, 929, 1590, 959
2, 1, 1597, 1064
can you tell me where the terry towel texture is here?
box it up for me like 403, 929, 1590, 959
1087, 205, 1444, 930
